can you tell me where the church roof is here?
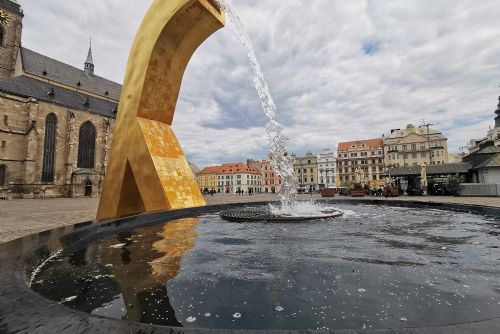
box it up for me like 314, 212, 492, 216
0, 75, 117, 118
20, 47, 121, 101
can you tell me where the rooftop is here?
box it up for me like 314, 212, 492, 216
20, 47, 122, 101
0, 75, 117, 118
198, 163, 261, 175
338, 138, 383, 151
386, 163, 472, 176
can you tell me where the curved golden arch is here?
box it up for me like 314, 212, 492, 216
97, 0, 224, 220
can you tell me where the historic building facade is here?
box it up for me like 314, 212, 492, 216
317, 148, 336, 189
292, 152, 318, 192
196, 166, 218, 192
247, 154, 281, 193
0, 0, 119, 197
337, 138, 385, 187
468, 96, 500, 154
255, 158, 281, 193
463, 95, 500, 184
215, 163, 261, 194
384, 124, 449, 169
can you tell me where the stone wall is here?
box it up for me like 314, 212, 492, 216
0, 1, 22, 81
0, 91, 115, 198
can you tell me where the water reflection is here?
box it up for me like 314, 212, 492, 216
31, 207, 500, 331
32, 217, 200, 326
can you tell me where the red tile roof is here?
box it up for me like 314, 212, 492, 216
198, 163, 261, 175
338, 138, 383, 151
198, 166, 220, 175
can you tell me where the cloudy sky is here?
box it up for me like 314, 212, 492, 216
20, 0, 500, 167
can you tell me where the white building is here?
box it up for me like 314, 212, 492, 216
317, 148, 337, 188
462, 95, 500, 184
468, 96, 500, 154
216, 163, 262, 193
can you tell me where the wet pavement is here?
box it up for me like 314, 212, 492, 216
1, 194, 500, 244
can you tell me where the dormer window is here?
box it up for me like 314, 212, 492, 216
77, 81, 81, 87
105, 91, 109, 96
47, 86, 55, 97
83, 97, 90, 108
42, 70, 48, 76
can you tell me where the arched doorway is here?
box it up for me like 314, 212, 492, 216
84, 180, 92, 197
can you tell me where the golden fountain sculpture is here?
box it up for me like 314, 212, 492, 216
97, 0, 224, 220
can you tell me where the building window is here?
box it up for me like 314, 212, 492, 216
0, 26, 4, 46
0, 164, 5, 187
77, 121, 96, 169
3, 115, 7, 126
1, 141, 5, 148
42, 113, 57, 182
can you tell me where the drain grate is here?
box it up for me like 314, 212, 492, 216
219, 206, 343, 222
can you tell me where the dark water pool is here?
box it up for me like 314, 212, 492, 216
31, 204, 500, 331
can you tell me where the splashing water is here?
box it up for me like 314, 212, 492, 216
213, 0, 297, 209
269, 201, 341, 217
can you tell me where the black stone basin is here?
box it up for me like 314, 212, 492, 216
1, 200, 500, 334
219, 205, 343, 222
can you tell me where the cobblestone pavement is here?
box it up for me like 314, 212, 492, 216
1, 194, 499, 244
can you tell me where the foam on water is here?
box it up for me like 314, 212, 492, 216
269, 201, 346, 218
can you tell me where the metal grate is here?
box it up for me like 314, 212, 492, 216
41, 113, 57, 182
77, 121, 96, 169
219, 206, 343, 223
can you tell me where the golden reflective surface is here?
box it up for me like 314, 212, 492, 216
32, 217, 200, 326
97, 0, 224, 220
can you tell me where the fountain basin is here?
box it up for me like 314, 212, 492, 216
219, 205, 343, 222
0, 200, 499, 333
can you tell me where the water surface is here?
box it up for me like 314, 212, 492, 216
31, 204, 500, 331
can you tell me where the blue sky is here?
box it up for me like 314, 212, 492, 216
19, 0, 500, 167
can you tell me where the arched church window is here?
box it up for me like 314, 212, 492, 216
41, 113, 57, 182
0, 27, 4, 47
77, 121, 96, 169
0, 164, 6, 187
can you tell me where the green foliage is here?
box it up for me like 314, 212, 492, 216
341, 181, 353, 188
353, 182, 363, 190
446, 174, 464, 196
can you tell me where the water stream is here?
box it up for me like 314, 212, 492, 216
213, 0, 298, 210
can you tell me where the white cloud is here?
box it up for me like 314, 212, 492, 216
19, 0, 500, 166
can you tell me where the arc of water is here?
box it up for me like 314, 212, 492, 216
213, 0, 297, 208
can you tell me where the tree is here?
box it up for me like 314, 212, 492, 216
446, 174, 464, 196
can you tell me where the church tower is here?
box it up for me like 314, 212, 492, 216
84, 38, 94, 76
0, 0, 22, 81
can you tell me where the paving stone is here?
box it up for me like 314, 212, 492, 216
1, 194, 499, 244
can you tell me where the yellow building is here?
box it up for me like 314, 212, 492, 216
292, 152, 318, 192
196, 166, 218, 192
384, 124, 450, 168
337, 138, 385, 187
